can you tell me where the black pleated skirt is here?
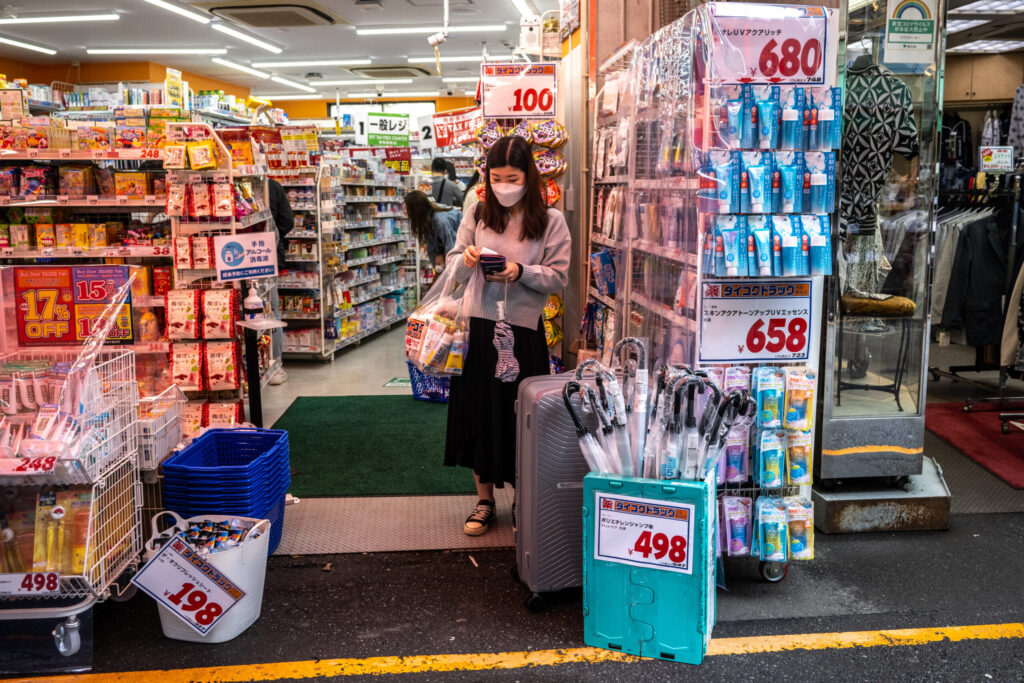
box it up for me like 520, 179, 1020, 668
444, 316, 549, 487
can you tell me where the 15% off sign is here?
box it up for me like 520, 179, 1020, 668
481, 63, 557, 119
594, 493, 695, 574
131, 537, 246, 635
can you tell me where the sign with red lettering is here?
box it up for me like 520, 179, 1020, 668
15, 266, 133, 346
432, 107, 483, 147
383, 147, 412, 175
481, 63, 557, 119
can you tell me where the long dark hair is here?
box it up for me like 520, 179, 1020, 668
475, 135, 547, 241
404, 190, 449, 244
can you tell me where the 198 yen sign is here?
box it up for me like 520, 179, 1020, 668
481, 63, 557, 119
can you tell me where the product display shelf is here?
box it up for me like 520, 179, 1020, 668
0, 347, 143, 658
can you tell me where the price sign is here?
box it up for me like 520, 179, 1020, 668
594, 492, 695, 574
699, 278, 816, 363
481, 63, 557, 119
0, 572, 60, 596
57, 195, 69, 205
116, 195, 128, 205
144, 194, 158, 205
0, 456, 57, 476
188, 174, 203, 184
26, 149, 38, 159
86, 195, 99, 205
140, 148, 161, 159
432, 107, 483, 147
707, 2, 828, 84
131, 537, 246, 635
91, 149, 106, 160
980, 146, 1013, 172
58, 149, 72, 159
213, 173, 229, 184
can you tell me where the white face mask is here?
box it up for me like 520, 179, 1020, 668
491, 182, 527, 207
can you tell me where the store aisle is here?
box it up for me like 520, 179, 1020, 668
263, 327, 412, 426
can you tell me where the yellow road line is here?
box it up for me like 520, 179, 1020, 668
9, 622, 1022, 683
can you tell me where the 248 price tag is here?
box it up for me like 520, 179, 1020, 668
0, 456, 57, 476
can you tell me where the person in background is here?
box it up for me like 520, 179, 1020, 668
446, 159, 467, 192
444, 135, 571, 536
267, 177, 294, 386
462, 170, 481, 214
405, 190, 461, 272
431, 156, 464, 207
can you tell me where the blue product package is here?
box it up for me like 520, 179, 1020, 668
709, 150, 740, 214
702, 224, 718, 275
775, 216, 808, 277
741, 151, 772, 214
754, 366, 785, 429
716, 215, 747, 277
726, 99, 743, 148
811, 87, 842, 150
741, 84, 757, 149
758, 430, 785, 489
739, 167, 752, 214
590, 250, 616, 297
805, 151, 836, 214
775, 151, 804, 214
756, 498, 788, 561
780, 86, 805, 150
806, 215, 832, 275
748, 216, 773, 276
745, 224, 758, 277
752, 85, 780, 150
770, 216, 784, 276
801, 88, 813, 150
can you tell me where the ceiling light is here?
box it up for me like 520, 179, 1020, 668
847, 0, 875, 12
309, 78, 412, 86
0, 12, 119, 24
142, 0, 211, 24
356, 24, 505, 36
847, 38, 873, 53
946, 19, 990, 33
252, 59, 373, 68
509, 0, 537, 18
346, 91, 439, 98
87, 48, 227, 55
211, 22, 282, 54
0, 34, 56, 55
949, 39, 1024, 52
251, 94, 325, 101
951, 0, 1024, 12
407, 54, 513, 63
271, 76, 317, 93
212, 58, 270, 79
442, 77, 478, 83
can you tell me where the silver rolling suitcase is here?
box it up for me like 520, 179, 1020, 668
513, 374, 595, 612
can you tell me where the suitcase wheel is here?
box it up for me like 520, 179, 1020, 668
524, 592, 545, 613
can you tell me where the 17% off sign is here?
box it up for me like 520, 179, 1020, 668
481, 63, 557, 119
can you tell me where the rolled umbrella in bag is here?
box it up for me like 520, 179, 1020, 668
613, 337, 649, 476
563, 381, 615, 473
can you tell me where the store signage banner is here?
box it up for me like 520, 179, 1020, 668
383, 147, 412, 174
883, 0, 936, 65
214, 232, 278, 282
707, 2, 828, 84
698, 279, 814, 363
131, 538, 246, 635
432, 107, 483, 147
14, 265, 133, 347
416, 114, 436, 150
980, 146, 1013, 172
594, 492, 695, 575
165, 67, 184, 108
481, 63, 557, 119
560, 0, 581, 41
367, 112, 410, 147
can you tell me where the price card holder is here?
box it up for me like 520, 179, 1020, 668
188, 174, 203, 184
26, 149, 38, 159
144, 194, 158, 205
582, 473, 715, 665
57, 195, 70, 205
86, 195, 99, 206
116, 195, 129, 205
0, 196, 8, 207
0, 572, 61, 596
213, 173, 229, 184
0, 456, 58, 476
58, 149, 72, 159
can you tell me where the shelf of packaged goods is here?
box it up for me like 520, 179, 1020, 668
283, 347, 324, 357
374, 212, 406, 219
0, 148, 165, 161
0, 195, 167, 208
349, 235, 407, 249
0, 244, 174, 259
588, 287, 616, 310
278, 285, 321, 294
349, 284, 407, 307
290, 204, 318, 211
196, 109, 251, 124
278, 182, 316, 188
341, 221, 379, 230
590, 233, 623, 249
632, 240, 698, 267
134, 340, 172, 354
167, 165, 269, 178
286, 257, 319, 264
268, 166, 318, 176
377, 255, 406, 266
341, 196, 403, 204
175, 209, 273, 234
280, 313, 322, 321
329, 312, 408, 353
135, 295, 166, 307
632, 177, 701, 191
288, 231, 319, 239
594, 177, 630, 185
342, 274, 382, 289
324, 179, 403, 188
630, 291, 696, 332
259, 358, 283, 391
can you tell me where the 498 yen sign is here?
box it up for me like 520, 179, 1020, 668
595, 493, 695, 574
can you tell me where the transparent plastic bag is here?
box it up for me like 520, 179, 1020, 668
405, 267, 473, 377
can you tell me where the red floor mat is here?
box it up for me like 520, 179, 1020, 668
926, 403, 1024, 488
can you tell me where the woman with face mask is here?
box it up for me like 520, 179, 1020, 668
444, 135, 572, 536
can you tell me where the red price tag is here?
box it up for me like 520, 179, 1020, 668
757, 38, 823, 80
141, 149, 161, 159
744, 317, 809, 354
0, 572, 60, 596
631, 530, 688, 564
0, 456, 57, 475
595, 492, 696, 574
481, 63, 557, 119
108, 150, 120, 159
708, 4, 828, 84
153, 245, 171, 256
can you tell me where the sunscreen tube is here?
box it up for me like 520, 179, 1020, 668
779, 165, 802, 213
748, 217, 773, 276
712, 157, 737, 213
717, 216, 746, 277
759, 430, 786, 489
808, 215, 832, 276
756, 98, 778, 150
725, 100, 743, 147
746, 165, 769, 213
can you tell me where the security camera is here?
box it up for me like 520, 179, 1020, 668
428, 31, 447, 48
445, 89, 453, 96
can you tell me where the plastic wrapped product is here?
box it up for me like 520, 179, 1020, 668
213, 183, 234, 217
509, 120, 533, 144
191, 236, 214, 269
163, 144, 187, 169
170, 342, 204, 392
530, 119, 568, 148
205, 341, 240, 392
723, 496, 753, 556
202, 289, 238, 339
783, 367, 816, 432
166, 290, 201, 340
186, 140, 218, 170
475, 120, 504, 148
786, 429, 813, 485
753, 366, 785, 429
543, 293, 564, 320
758, 430, 785, 489
180, 401, 205, 438
806, 215, 832, 276
755, 497, 788, 562
174, 235, 192, 270
533, 149, 566, 178
784, 497, 814, 560
189, 183, 213, 218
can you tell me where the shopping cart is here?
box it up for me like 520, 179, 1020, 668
407, 361, 450, 403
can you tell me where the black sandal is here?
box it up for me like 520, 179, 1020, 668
464, 499, 496, 536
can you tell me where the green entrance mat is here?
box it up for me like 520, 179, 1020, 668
272, 395, 473, 497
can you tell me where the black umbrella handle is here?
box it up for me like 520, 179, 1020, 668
562, 381, 588, 438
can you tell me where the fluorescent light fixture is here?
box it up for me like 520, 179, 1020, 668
87, 48, 227, 55
212, 57, 270, 79
509, 0, 536, 18
346, 91, 439, 98
848, 0, 875, 12
946, 19, 990, 33
251, 94, 324, 101
0, 34, 56, 55
211, 22, 282, 53
271, 76, 317, 93
408, 54, 513, 63
442, 77, 479, 83
142, 0, 211, 24
951, 0, 1024, 12
356, 24, 505, 36
309, 78, 413, 86
0, 12, 119, 24
949, 39, 1024, 52
252, 59, 373, 68
847, 38, 873, 53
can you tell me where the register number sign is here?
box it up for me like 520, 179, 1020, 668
14, 266, 133, 346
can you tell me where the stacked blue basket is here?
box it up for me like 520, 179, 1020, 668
161, 429, 290, 555
407, 361, 450, 403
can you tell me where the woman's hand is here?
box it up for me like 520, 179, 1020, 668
463, 245, 481, 268
485, 262, 522, 283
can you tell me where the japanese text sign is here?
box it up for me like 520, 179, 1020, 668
432, 107, 483, 147
214, 232, 278, 282
383, 147, 412, 174
980, 146, 1013, 173
367, 112, 410, 147
14, 265, 133, 347
131, 538, 246, 635
707, 3, 828, 84
595, 492, 695, 574
481, 63, 557, 119
699, 279, 815, 363
884, 0, 937, 66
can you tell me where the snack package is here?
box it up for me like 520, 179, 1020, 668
205, 401, 244, 427
205, 341, 240, 392
0, 168, 18, 195
114, 125, 145, 149
36, 224, 55, 248
19, 167, 51, 197
163, 144, 187, 169
58, 166, 96, 197
202, 288, 238, 339
76, 126, 112, 151
189, 182, 212, 218
181, 401, 205, 438
95, 167, 116, 196
543, 177, 562, 206
786, 429, 813, 485
212, 183, 234, 217
165, 182, 186, 217
509, 120, 533, 144
166, 289, 201, 339
785, 497, 814, 560
754, 366, 785, 428
475, 120, 504, 149
170, 342, 204, 392
533, 149, 566, 178
72, 223, 89, 248
88, 223, 107, 248
55, 224, 73, 248
783, 367, 816, 432
723, 496, 753, 557
114, 171, 149, 199
186, 140, 218, 170
152, 266, 172, 296
191, 236, 213, 269
174, 235, 192, 269
530, 119, 568, 148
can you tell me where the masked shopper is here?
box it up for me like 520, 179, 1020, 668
444, 135, 571, 535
